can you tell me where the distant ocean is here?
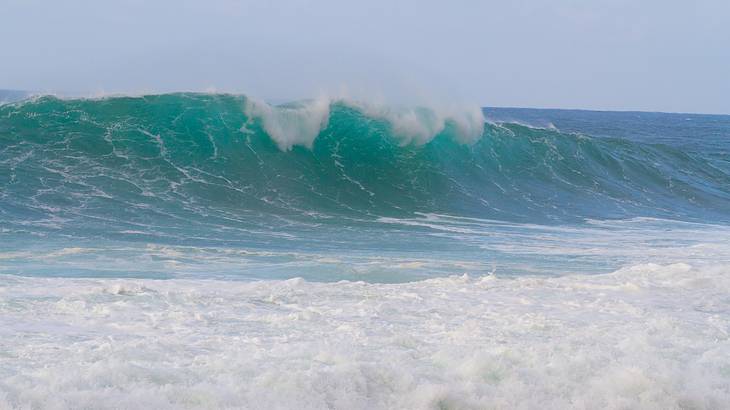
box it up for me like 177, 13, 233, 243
1, 93, 729, 409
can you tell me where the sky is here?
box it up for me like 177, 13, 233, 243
1, 0, 729, 114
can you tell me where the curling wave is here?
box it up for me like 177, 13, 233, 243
1, 92, 729, 241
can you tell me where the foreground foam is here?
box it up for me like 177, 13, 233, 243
1, 263, 728, 409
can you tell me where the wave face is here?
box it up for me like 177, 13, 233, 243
1, 93, 730, 281
1, 93, 729, 228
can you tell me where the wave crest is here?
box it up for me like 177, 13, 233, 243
243, 95, 486, 150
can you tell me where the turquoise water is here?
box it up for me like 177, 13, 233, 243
1, 93, 729, 281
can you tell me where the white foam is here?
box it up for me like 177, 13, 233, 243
243, 95, 486, 150
1, 262, 728, 409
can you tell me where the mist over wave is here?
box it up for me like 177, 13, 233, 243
243, 94, 486, 149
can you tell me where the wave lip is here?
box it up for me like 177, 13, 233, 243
243, 95, 486, 150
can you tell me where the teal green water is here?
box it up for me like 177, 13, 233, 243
1, 93, 729, 280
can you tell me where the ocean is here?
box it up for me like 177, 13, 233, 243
1, 93, 729, 409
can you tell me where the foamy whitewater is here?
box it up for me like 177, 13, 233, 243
1, 93, 730, 409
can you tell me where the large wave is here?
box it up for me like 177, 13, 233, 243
1, 92, 729, 239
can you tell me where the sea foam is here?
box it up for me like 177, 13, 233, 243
1, 262, 728, 409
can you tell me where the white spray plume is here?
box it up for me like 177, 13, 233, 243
243, 91, 485, 150
243, 95, 331, 151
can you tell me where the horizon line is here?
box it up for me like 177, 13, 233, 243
2, 88, 728, 117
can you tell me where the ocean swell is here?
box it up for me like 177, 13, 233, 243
1, 92, 729, 237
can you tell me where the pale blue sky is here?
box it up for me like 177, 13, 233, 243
2, 0, 729, 113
